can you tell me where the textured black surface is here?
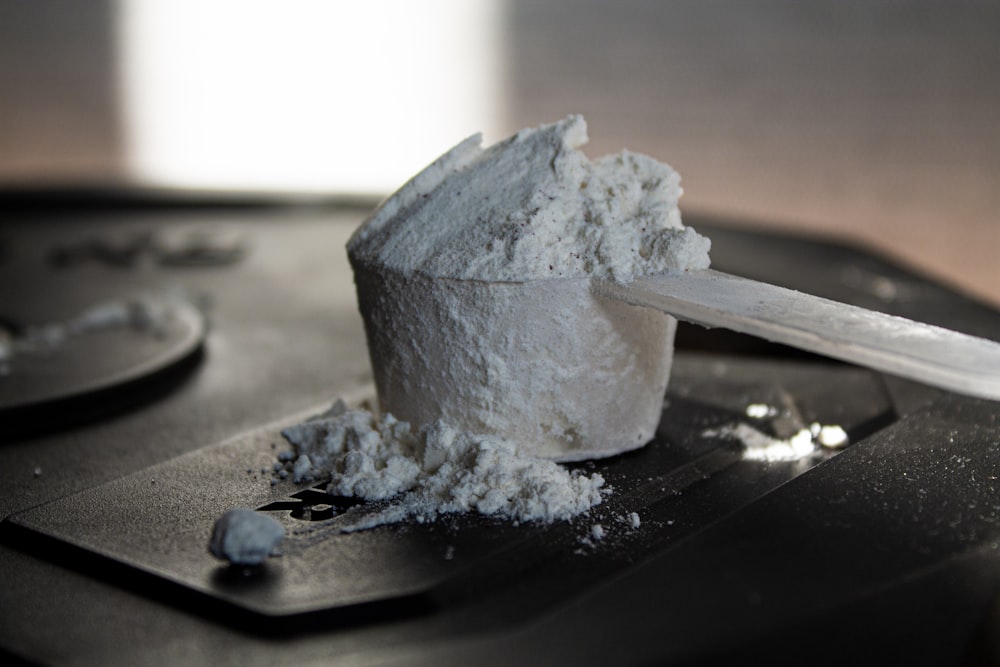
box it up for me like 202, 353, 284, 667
1, 205, 999, 665
0, 294, 206, 441
3, 356, 889, 621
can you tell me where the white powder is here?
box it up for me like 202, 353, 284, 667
209, 508, 285, 566
703, 421, 848, 462
744, 403, 779, 419
349, 115, 709, 284
278, 400, 606, 530
347, 116, 711, 460
817, 424, 849, 448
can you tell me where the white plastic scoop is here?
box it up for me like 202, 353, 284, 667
594, 269, 1000, 401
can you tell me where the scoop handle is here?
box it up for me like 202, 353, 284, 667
593, 269, 1000, 401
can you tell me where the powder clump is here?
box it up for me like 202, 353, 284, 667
279, 400, 606, 529
209, 508, 285, 566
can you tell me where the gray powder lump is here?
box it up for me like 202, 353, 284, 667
209, 508, 285, 566
278, 400, 606, 530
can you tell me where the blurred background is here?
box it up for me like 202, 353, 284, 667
1, 0, 997, 306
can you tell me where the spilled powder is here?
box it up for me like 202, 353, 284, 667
703, 420, 850, 462
0, 296, 178, 373
704, 423, 817, 462
277, 400, 607, 532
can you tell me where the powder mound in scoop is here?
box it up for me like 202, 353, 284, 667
279, 400, 606, 529
348, 114, 710, 284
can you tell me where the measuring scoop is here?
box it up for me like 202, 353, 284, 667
594, 269, 1000, 401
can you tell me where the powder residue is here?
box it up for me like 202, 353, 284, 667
0, 296, 177, 372
744, 403, 779, 419
277, 400, 606, 531
704, 421, 849, 462
348, 115, 710, 284
816, 424, 849, 449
